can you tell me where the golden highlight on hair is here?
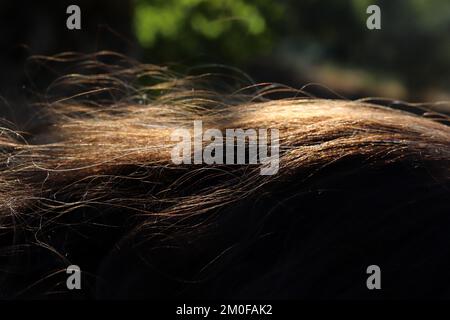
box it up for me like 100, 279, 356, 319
0, 52, 449, 298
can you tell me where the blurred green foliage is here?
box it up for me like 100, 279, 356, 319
134, 0, 284, 63
133, 0, 450, 95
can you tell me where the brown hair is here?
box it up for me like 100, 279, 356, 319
0, 53, 449, 299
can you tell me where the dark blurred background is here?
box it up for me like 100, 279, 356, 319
0, 0, 449, 118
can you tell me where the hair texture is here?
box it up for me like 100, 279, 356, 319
0, 52, 449, 299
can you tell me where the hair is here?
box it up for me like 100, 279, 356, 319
0, 52, 449, 299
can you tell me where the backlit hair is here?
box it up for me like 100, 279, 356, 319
0, 52, 449, 299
